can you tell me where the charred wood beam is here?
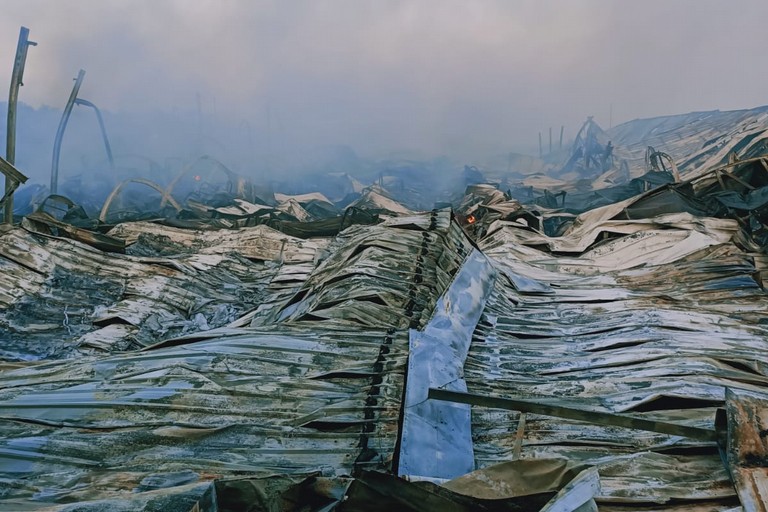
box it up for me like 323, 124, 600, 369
5, 26, 36, 224
428, 388, 720, 442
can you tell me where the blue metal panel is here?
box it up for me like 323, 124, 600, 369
398, 248, 496, 479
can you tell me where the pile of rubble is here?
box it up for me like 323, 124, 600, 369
1, 106, 768, 511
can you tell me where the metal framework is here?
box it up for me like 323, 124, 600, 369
50, 69, 85, 194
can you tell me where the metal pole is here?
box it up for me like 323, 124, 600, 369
538, 132, 542, 159
50, 69, 85, 194
74, 98, 114, 170
559, 125, 564, 150
5, 26, 36, 224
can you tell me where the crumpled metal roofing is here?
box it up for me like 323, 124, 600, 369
468, 210, 766, 508
0, 208, 483, 510
0, 222, 324, 360
608, 106, 768, 180
0, 326, 405, 508
348, 185, 416, 215
272, 210, 461, 330
108, 221, 325, 263
2, 135, 768, 510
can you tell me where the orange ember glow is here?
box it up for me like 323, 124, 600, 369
467, 214, 476, 224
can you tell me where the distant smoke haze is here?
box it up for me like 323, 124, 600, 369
1, 0, 767, 178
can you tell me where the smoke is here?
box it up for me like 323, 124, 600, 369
1, 0, 767, 176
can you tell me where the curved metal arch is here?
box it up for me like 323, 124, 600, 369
36, 194, 76, 215
645, 146, 680, 182
73, 98, 114, 170
160, 155, 239, 207
50, 69, 85, 195
99, 178, 182, 223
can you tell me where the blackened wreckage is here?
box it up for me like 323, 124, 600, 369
2, 27, 768, 512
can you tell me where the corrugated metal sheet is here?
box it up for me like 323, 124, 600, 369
1, 162, 768, 510
0, 224, 318, 360
108, 221, 326, 263
0, 209, 480, 510
607, 107, 768, 180
465, 209, 766, 509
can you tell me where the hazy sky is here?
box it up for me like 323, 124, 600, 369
1, 0, 767, 158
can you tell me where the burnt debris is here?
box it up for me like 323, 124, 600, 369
2, 25, 768, 512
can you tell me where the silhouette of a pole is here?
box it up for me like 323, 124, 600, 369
538, 132, 542, 158
5, 26, 36, 224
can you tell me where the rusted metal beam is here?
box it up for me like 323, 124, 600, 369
428, 388, 719, 442
5, 26, 36, 224
50, 69, 85, 195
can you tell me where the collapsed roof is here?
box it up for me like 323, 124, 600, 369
1, 107, 768, 511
